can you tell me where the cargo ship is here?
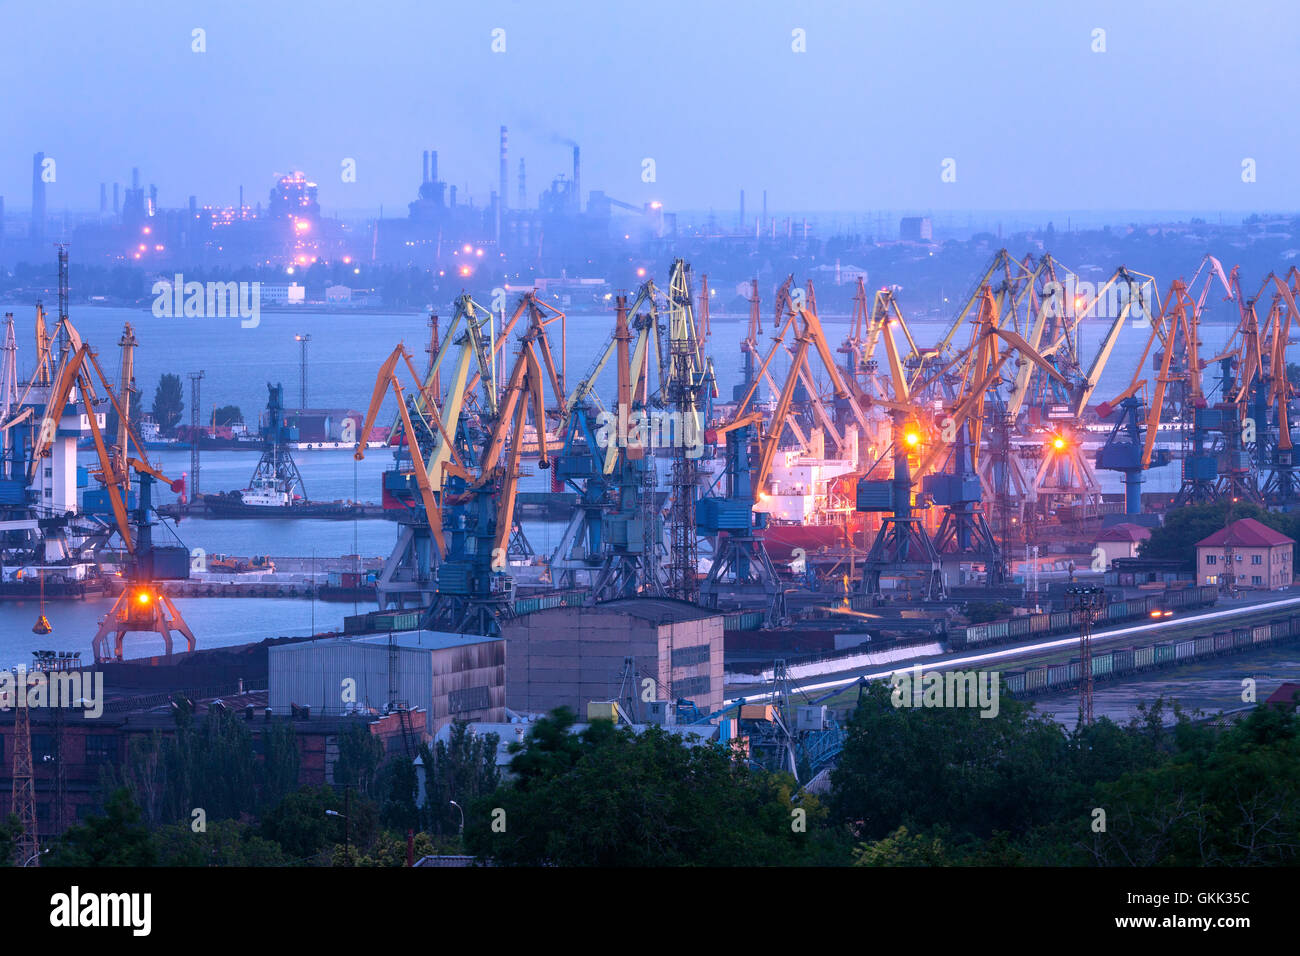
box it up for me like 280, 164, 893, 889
195, 382, 365, 519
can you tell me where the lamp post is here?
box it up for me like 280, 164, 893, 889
449, 799, 464, 836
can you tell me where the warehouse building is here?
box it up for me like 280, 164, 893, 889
268, 631, 506, 735
499, 598, 725, 718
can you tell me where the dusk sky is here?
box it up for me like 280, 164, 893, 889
3, 0, 1296, 216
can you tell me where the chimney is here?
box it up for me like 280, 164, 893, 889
30, 152, 45, 245
518, 157, 526, 208
99, 183, 107, 214
113, 183, 120, 216
422, 150, 429, 184
430, 149, 438, 184
499, 125, 509, 213
572, 145, 581, 214
449, 184, 457, 208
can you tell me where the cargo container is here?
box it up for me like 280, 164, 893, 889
1112, 648, 1135, 674
1135, 645, 1156, 669
1174, 640, 1196, 661
1153, 643, 1175, 665
1025, 667, 1047, 692
1194, 635, 1214, 657
1004, 671, 1026, 695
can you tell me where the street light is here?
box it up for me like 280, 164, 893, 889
449, 800, 464, 835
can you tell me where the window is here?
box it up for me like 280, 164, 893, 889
1206, 575, 1218, 584
85, 736, 116, 766
1205, 554, 1217, 565
1252, 554, 1262, 565
1252, 576, 1263, 586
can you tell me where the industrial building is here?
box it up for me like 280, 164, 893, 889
268, 631, 507, 735
499, 599, 725, 719
1196, 518, 1294, 590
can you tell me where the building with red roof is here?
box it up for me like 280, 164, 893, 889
1195, 518, 1294, 590
1094, 522, 1152, 568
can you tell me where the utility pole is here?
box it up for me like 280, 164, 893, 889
295, 333, 311, 408
1067, 585, 1105, 727
188, 371, 204, 503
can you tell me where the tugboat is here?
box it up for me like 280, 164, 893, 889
199, 383, 362, 519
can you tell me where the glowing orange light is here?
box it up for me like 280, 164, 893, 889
462, 244, 473, 254
342, 256, 351, 264
904, 432, 919, 447
136, 591, 152, 606
636, 267, 647, 278
1052, 436, 1066, 450
459, 266, 472, 277
142, 226, 152, 235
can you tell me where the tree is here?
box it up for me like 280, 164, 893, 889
465, 708, 828, 866
333, 725, 384, 796
45, 788, 156, 867
0, 813, 23, 866
421, 721, 501, 837
259, 785, 377, 863
151, 373, 184, 431
152, 818, 289, 866
1140, 501, 1295, 568
213, 405, 243, 427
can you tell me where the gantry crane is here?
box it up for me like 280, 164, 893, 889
549, 284, 667, 598
30, 336, 194, 660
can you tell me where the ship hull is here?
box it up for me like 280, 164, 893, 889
198, 494, 362, 519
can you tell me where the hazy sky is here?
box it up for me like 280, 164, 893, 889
2, 0, 1296, 216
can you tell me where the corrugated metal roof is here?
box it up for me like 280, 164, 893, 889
593, 598, 723, 624
272, 630, 503, 653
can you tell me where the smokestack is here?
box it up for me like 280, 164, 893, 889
572, 145, 581, 214
149, 184, 157, 216
30, 152, 46, 245
449, 185, 457, 208
430, 150, 438, 184
518, 158, 526, 209
422, 150, 429, 184
99, 183, 107, 214
499, 126, 509, 213
132, 167, 140, 190
113, 183, 120, 216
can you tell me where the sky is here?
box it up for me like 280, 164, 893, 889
1, 0, 1297, 217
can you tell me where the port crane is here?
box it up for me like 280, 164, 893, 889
31, 337, 194, 660
549, 284, 667, 598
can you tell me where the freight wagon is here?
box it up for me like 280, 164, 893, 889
1003, 609, 1300, 698
949, 585, 1218, 650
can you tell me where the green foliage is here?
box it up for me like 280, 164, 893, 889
830, 681, 1071, 842
213, 404, 243, 427
45, 789, 156, 867
965, 600, 1013, 624
108, 707, 299, 827
259, 785, 377, 863
330, 829, 437, 867
151, 373, 185, 431
466, 708, 829, 866
0, 813, 23, 866
151, 818, 289, 866
852, 826, 950, 866
421, 721, 501, 837
1140, 501, 1295, 567
333, 725, 384, 796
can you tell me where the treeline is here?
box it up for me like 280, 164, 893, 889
5, 685, 1297, 866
